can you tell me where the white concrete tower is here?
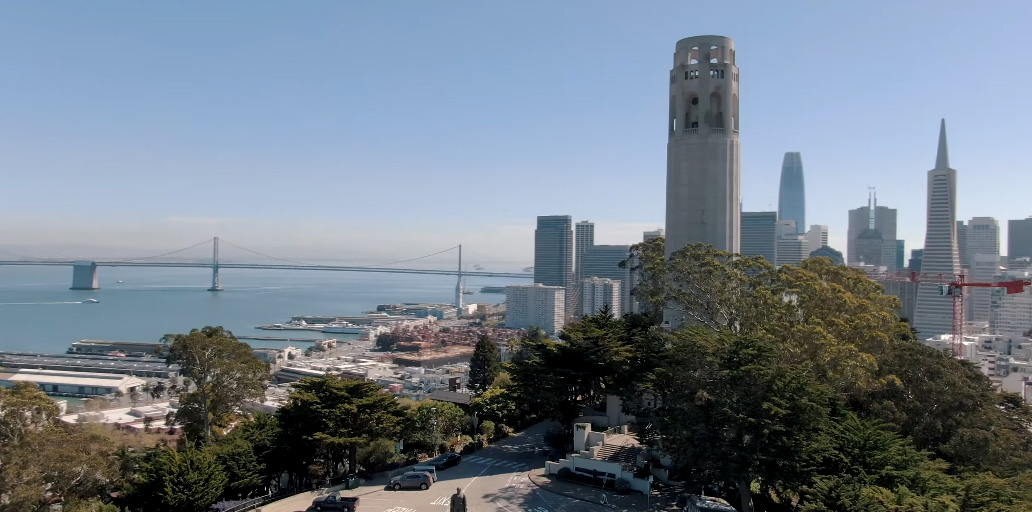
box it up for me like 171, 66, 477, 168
665, 35, 741, 258
913, 119, 961, 339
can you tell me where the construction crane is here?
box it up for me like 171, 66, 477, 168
869, 271, 1032, 356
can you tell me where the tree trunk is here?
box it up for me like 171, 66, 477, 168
738, 479, 754, 512
348, 445, 358, 475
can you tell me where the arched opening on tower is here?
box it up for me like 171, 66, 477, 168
732, 93, 739, 132
686, 94, 700, 129
707, 91, 724, 129
689, 46, 699, 65
669, 95, 676, 135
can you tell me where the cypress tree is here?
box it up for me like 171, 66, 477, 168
469, 334, 501, 393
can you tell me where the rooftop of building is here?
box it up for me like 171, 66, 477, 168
0, 368, 148, 388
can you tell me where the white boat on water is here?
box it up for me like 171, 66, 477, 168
82, 298, 99, 304
322, 321, 364, 334
257, 319, 327, 331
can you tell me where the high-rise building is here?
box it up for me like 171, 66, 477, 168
966, 217, 1000, 262
913, 120, 962, 339
643, 229, 664, 242
804, 224, 829, 254
582, 245, 631, 316
778, 152, 806, 235
665, 35, 740, 259
505, 284, 565, 335
964, 217, 1001, 323
534, 215, 574, 323
956, 221, 969, 270
575, 221, 595, 278
572, 220, 595, 318
989, 261, 1032, 338
847, 192, 897, 266
895, 240, 906, 270
775, 220, 797, 240
1008, 218, 1032, 262
909, 249, 924, 272
776, 236, 808, 266
970, 253, 1002, 323
581, 277, 622, 318
741, 212, 777, 263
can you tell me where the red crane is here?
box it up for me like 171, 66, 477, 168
870, 271, 1032, 356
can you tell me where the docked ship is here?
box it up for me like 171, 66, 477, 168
322, 321, 364, 334
479, 286, 505, 294
256, 320, 326, 331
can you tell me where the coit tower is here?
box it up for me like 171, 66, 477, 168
665, 35, 741, 258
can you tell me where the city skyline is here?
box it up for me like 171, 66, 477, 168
2, 2, 1032, 265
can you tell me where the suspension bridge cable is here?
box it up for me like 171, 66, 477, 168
112, 238, 215, 262
219, 239, 321, 266
364, 245, 460, 267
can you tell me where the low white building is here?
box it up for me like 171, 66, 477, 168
0, 368, 146, 397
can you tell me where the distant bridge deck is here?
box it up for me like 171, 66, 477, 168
0, 260, 531, 279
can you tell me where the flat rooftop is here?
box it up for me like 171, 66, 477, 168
0, 368, 147, 388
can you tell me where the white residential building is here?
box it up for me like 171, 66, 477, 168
505, 284, 565, 335
581, 277, 622, 317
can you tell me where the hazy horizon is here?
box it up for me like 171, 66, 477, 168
3, 1, 1031, 265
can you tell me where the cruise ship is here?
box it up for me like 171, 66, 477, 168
322, 321, 364, 334
256, 320, 326, 331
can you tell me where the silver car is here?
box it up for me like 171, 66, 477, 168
390, 471, 432, 490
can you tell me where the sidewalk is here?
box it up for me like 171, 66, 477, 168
527, 468, 679, 512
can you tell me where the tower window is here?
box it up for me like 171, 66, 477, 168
684, 70, 689, 80
691, 97, 699, 105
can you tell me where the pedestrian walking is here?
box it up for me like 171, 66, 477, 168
450, 487, 468, 512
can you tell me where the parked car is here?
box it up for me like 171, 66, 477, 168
311, 492, 359, 512
390, 471, 433, 490
427, 453, 462, 469
412, 465, 438, 482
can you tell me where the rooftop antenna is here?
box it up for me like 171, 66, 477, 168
867, 187, 877, 230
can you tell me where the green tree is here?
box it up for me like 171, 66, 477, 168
646, 328, 833, 512
1, 383, 120, 511
509, 309, 632, 427
164, 326, 270, 441
0, 381, 60, 447
471, 386, 521, 427
277, 376, 408, 487
1, 424, 120, 512
230, 412, 283, 490
210, 436, 264, 499
620, 235, 666, 323
406, 401, 466, 455
468, 334, 501, 393
130, 444, 228, 512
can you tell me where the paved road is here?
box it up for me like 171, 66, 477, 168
261, 422, 609, 512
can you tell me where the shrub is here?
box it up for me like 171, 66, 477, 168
557, 467, 572, 480
479, 420, 496, 442
497, 424, 514, 439
615, 478, 631, 493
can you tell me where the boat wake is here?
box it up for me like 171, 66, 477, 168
0, 301, 89, 306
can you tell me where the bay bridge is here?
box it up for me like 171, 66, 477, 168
0, 237, 531, 307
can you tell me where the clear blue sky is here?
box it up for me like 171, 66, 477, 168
1, 1, 1030, 268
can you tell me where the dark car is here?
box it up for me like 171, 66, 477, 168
428, 452, 462, 469
311, 492, 359, 512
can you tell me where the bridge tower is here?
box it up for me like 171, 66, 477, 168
208, 237, 222, 291
455, 244, 463, 311
70, 261, 99, 290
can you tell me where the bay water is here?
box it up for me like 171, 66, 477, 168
0, 266, 513, 353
